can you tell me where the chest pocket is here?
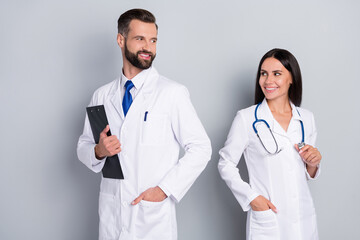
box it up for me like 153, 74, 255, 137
141, 113, 168, 146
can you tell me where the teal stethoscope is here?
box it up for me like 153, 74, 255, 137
252, 102, 305, 155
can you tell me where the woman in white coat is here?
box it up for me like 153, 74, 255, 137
218, 48, 322, 240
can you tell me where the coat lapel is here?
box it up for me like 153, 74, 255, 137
110, 78, 125, 120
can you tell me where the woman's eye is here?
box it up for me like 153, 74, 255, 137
261, 72, 267, 76
274, 72, 281, 76
136, 37, 143, 40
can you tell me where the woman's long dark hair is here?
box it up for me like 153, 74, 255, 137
254, 48, 302, 106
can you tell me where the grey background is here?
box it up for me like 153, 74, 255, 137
1, 0, 359, 239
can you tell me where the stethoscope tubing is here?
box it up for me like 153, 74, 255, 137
253, 102, 305, 154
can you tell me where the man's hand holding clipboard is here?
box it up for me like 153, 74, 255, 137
94, 125, 121, 160
86, 105, 124, 179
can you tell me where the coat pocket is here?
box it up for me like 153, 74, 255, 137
141, 113, 168, 146
98, 193, 119, 240
249, 209, 279, 240
136, 198, 173, 239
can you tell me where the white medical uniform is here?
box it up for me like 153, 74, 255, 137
77, 67, 211, 240
218, 98, 320, 240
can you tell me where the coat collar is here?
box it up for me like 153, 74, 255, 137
290, 101, 302, 121
257, 98, 303, 136
288, 101, 304, 136
109, 67, 159, 120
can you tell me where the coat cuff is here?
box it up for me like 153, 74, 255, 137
89, 144, 106, 173
241, 192, 260, 212
158, 184, 171, 198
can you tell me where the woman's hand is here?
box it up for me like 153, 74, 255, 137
250, 195, 277, 213
295, 144, 322, 177
295, 144, 322, 167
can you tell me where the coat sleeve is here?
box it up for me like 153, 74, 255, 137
158, 86, 212, 203
218, 110, 260, 211
76, 95, 106, 173
305, 112, 321, 180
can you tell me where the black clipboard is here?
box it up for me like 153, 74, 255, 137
86, 105, 124, 179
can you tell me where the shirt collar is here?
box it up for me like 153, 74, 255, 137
120, 67, 152, 90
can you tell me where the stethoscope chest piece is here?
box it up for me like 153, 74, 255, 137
297, 142, 305, 150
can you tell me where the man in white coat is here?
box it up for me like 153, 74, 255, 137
77, 8, 211, 240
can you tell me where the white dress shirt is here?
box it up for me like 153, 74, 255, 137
120, 68, 151, 102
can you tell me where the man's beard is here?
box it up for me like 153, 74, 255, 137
124, 42, 156, 70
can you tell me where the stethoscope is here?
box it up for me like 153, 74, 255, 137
252, 102, 305, 155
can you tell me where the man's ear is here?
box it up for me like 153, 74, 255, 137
117, 33, 125, 48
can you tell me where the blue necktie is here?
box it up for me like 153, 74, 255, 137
122, 80, 134, 116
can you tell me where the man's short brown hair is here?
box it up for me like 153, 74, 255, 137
117, 9, 158, 37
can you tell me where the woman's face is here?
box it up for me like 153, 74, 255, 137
259, 57, 293, 103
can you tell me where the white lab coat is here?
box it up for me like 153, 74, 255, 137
218, 98, 320, 240
77, 67, 211, 240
